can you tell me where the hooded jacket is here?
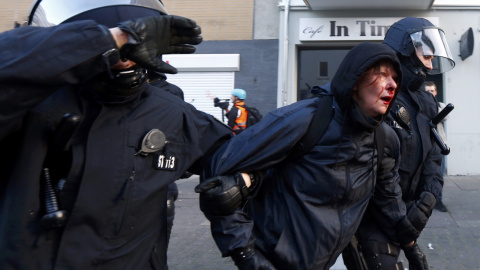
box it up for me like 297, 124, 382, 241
201, 43, 406, 270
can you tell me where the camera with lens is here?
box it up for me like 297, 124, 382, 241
214, 97, 230, 109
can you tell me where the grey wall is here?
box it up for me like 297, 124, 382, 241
196, 40, 279, 116
254, 0, 280, 39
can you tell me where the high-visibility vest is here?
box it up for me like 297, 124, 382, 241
233, 101, 247, 133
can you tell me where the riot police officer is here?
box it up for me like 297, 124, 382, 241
0, 1, 232, 269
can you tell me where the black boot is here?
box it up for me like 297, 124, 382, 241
434, 200, 448, 212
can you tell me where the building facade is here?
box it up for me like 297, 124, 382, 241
1, 0, 479, 175
278, 0, 480, 175
161, 0, 279, 121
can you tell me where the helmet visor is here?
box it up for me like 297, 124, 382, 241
410, 28, 455, 74
29, 0, 168, 27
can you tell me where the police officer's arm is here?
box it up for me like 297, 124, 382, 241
196, 103, 316, 216
208, 102, 316, 175
369, 124, 410, 240
419, 142, 443, 200
0, 15, 200, 84
196, 101, 317, 268
368, 124, 420, 246
420, 93, 445, 200
396, 131, 442, 245
397, 143, 441, 243
0, 21, 117, 85
0, 21, 116, 141
369, 126, 429, 269
0, 15, 201, 141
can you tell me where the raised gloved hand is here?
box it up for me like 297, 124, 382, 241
117, 15, 202, 74
407, 191, 436, 232
195, 172, 250, 216
403, 242, 429, 270
231, 246, 277, 270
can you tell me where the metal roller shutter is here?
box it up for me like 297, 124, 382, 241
165, 71, 234, 124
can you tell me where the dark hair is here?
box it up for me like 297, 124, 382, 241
356, 59, 400, 89
424, 81, 437, 91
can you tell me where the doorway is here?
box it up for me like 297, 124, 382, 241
297, 46, 353, 101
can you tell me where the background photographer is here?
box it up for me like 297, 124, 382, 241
219, 88, 248, 134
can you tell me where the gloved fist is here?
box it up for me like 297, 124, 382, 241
195, 173, 249, 216
395, 216, 421, 245
117, 15, 202, 73
407, 191, 436, 232
403, 242, 429, 270
231, 246, 277, 270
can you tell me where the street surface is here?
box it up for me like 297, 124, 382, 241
167, 175, 480, 270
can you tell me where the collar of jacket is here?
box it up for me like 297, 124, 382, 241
235, 101, 246, 107
83, 80, 147, 105
400, 64, 425, 93
347, 101, 382, 133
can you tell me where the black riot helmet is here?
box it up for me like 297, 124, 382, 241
27, 0, 169, 92
383, 17, 455, 76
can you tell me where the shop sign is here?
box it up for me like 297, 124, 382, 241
299, 17, 438, 41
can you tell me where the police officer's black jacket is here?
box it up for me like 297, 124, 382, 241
385, 66, 443, 202
201, 43, 407, 270
361, 65, 445, 244
0, 21, 232, 270
0, 21, 123, 202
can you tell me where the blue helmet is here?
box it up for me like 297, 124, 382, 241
232, 89, 246, 99
383, 17, 454, 75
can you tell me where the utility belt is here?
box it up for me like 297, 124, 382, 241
343, 235, 404, 270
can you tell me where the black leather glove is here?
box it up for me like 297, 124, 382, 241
407, 191, 436, 232
403, 242, 429, 270
195, 172, 249, 216
117, 15, 202, 73
395, 216, 421, 245
231, 246, 277, 270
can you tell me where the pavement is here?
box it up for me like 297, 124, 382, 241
167, 175, 480, 270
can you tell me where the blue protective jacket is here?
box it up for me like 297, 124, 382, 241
202, 43, 407, 270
